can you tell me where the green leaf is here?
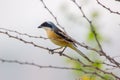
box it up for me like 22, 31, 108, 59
103, 74, 115, 80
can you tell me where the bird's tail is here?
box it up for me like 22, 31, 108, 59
70, 45, 91, 62
71, 46, 85, 57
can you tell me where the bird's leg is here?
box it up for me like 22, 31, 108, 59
49, 47, 63, 54
49, 47, 67, 55
59, 46, 67, 56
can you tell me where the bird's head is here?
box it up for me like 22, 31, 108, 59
38, 21, 56, 30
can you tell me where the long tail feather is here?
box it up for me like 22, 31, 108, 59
70, 46, 91, 62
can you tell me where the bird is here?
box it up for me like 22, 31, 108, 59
38, 21, 85, 56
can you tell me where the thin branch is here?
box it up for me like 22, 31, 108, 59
71, 0, 120, 68
0, 57, 118, 80
0, 28, 48, 40
96, 0, 120, 15
115, 0, 120, 2
0, 58, 107, 80
40, 0, 66, 32
0, 58, 81, 71
0, 31, 49, 50
54, 52, 120, 80
71, 0, 103, 51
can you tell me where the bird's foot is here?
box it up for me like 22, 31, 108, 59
48, 47, 67, 55
59, 46, 67, 56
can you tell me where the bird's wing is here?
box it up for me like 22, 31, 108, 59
54, 28, 77, 47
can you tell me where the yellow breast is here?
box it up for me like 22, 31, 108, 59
45, 29, 70, 47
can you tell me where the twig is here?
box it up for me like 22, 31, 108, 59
71, 0, 120, 68
0, 58, 81, 70
54, 53, 120, 80
0, 58, 107, 80
96, 0, 120, 15
40, 0, 66, 33
115, 0, 120, 2
0, 28, 48, 39
71, 0, 103, 51
0, 30, 48, 50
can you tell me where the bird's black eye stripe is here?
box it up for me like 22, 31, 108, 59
42, 22, 48, 26
41, 22, 52, 28
48, 25, 52, 28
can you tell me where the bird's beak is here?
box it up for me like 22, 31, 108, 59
38, 25, 42, 28
38, 22, 45, 28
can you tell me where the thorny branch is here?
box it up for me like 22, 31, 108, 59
115, 0, 120, 2
96, 0, 120, 15
71, 0, 103, 52
0, 58, 108, 80
40, 0, 67, 33
71, 0, 120, 69
0, 58, 81, 71
0, 28, 48, 39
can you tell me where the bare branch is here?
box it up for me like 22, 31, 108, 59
115, 0, 120, 2
0, 58, 81, 70
40, 0, 66, 33
71, 0, 120, 68
71, 0, 103, 51
0, 30, 48, 50
96, 0, 120, 15
0, 58, 108, 80
0, 28, 48, 39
